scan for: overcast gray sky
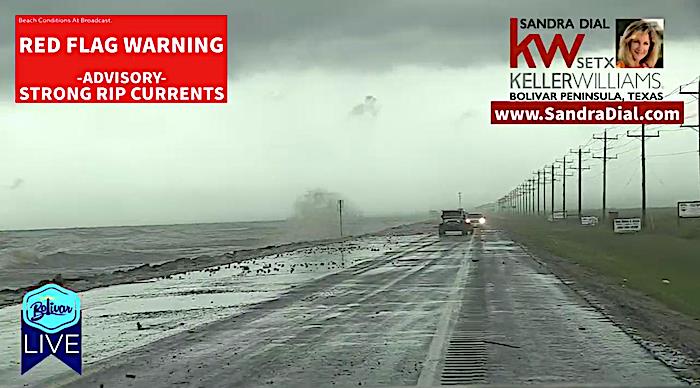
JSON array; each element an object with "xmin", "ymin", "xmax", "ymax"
[{"xmin": 1, "ymin": 0, "xmax": 700, "ymax": 229}]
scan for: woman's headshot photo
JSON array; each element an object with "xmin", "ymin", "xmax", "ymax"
[{"xmin": 615, "ymin": 19, "xmax": 664, "ymax": 68}]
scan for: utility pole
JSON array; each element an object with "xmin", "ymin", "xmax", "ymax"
[
  {"xmin": 524, "ymin": 180, "xmax": 530, "ymax": 214},
  {"xmin": 338, "ymin": 199, "xmax": 344, "ymax": 237},
  {"xmin": 530, "ymin": 178, "xmax": 536, "ymax": 214},
  {"xmin": 536, "ymin": 171, "xmax": 541, "ymax": 215},
  {"xmin": 506, "ymin": 190, "xmax": 513, "ymax": 213},
  {"xmin": 550, "ymin": 164, "xmax": 555, "ymax": 217},
  {"xmin": 517, "ymin": 185, "xmax": 522, "ymax": 214},
  {"xmin": 542, "ymin": 166, "xmax": 552, "ymax": 216},
  {"xmin": 680, "ymin": 77, "xmax": 700, "ymax": 196},
  {"xmin": 570, "ymin": 147, "xmax": 591, "ymax": 218},
  {"xmin": 524, "ymin": 182, "xmax": 529, "ymax": 214},
  {"xmin": 593, "ymin": 129, "xmax": 619, "ymax": 220},
  {"xmin": 555, "ymin": 157, "xmax": 575, "ymax": 217},
  {"xmin": 627, "ymin": 124, "xmax": 660, "ymax": 224},
  {"xmin": 519, "ymin": 185, "xmax": 525, "ymax": 214},
  {"xmin": 458, "ymin": 192, "xmax": 462, "ymax": 209}
]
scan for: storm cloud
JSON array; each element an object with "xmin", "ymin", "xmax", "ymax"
[
  {"xmin": 1, "ymin": 0, "xmax": 699, "ymax": 90},
  {"xmin": 1, "ymin": 0, "xmax": 699, "ymax": 229}
]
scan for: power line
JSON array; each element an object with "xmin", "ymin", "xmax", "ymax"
[
  {"xmin": 496, "ymin": 75, "xmax": 700, "ymax": 215},
  {"xmin": 597, "ymin": 76, "xmax": 699, "ymax": 136},
  {"xmin": 648, "ymin": 150, "xmax": 698, "ymax": 158},
  {"xmin": 570, "ymin": 147, "xmax": 591, "ymax": 217},
  {"xmin": 657, "ymin": 127, "xmax": 696, "ymax": 133},
  {"xmin": 534, "ymin": 171, "xmax": 542, "ymax": 215},
  {"xmin": 615, "ymin": 142, "xmax": 640, "ymax": 155},
  {"xmin": 592, "ymin": 129, "xmax": 618, "ymax": 219},
  {"xmin": 555, "ymin": 156, "xmax": 575, "ymax": 216},
  {"xmin": 648, "ymin": 169, "xmax": 666, "ymax": 187},
  {"xmin": 623, "ymin": 163, "xmax": 640, "ymax": 188},
  {"xmin": 679, "ymin": 76, "xmax": 700, "ymax": 196},
  {"xmin": 627, "ymin": 124, "xmax": 660, "ymax": 224},
  {"xmin": 606, "ymin": 157, "xmax": 639, "ymax": 173},
  {"xmin": 611, "ymin": 138, "xmax": 636, "ymax": 150}
]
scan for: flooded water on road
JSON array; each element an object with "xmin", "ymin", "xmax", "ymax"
[{"xmin": 0, "ymin": 235, "xmax": 421, "ymax": 387}]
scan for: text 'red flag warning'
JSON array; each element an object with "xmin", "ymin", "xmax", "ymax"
[{"xmin": 15, "ymin": 15, "xmax": 228, "ymax": 103}]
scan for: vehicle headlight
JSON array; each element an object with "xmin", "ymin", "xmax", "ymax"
[
  {"xmin": 465, "ymin": 218, "xmax": 471, "ymax": 223},
  {"xmin": 479, "ymin": 217, "xmax": 486, "ymax": 224}
]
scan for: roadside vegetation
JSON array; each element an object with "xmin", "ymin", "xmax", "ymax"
[{"xmin": 493, "ymin": 207, "xmax": 700, "ymax": 318}]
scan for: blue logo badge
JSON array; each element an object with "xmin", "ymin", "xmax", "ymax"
[{"xmin": 21, "ymin": 283, "xmax": 82, "ymax": 374}]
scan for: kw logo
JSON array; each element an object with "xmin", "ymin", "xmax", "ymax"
[{"xmin": 510, "ymin": 17, "xmax": 585, "ymax": 68}]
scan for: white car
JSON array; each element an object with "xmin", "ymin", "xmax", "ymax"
[{"xmin": 466, "ymin": 213, "xmax": 487, "ymax": 227}]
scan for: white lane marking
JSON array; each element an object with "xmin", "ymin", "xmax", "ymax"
[
  {"xmin": 416, "ymin": 234, "xmax": 474, "ymax": 386},
  {"xmin": 352, "ymin": 248, "xmax": 443, "ymax": 306}
]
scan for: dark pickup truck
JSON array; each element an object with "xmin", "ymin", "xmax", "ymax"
[{"xmin": 438, "ymin": 209, "xmax": 473, "ymax": 236}]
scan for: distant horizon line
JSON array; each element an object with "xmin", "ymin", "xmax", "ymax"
[
  {"xmin": 0, "ymin": 211, "xmax": 429, "ymax": 233},
  {"xmin": 2, "ymin": 206, "xmax": 689, "ymax": 232}
]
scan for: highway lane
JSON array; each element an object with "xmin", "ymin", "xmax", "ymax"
[{"xmin": 50, "ymin": 228, "xmax": 680, "ymax": 387}]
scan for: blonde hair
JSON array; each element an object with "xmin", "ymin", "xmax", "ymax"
[{"xmin": 617, "ymin": 20, "xmax": 662, "ymax": 67}]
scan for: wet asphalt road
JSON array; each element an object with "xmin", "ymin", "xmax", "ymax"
[{"xmin": 50, "ymin": 228, "xmax": 681, "ymax": 387}]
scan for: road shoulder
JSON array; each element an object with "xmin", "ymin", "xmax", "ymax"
[{"xmin": 497, "ymin": 224, "xmax": 700, "ymax": 384}]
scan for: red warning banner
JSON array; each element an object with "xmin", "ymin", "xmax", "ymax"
[{"xmin": 15, "ymin": 15, "xmax": 228, "ymax": 103}]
